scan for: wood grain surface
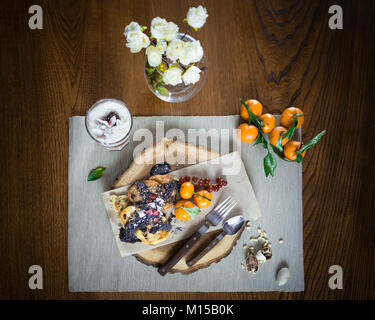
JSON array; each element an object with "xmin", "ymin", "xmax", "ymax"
[{"xmin": 1, "ymin": 0, "xmax": 374, "ymax": 299}]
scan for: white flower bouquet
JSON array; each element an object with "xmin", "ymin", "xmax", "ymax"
[{"xmin": 123, "ymin": 5, "xmax": 208, "ymax": 102}]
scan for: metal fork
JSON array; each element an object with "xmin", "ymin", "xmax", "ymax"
[{"xmin": 158, "ymin": 196, "xmax": 237, "ymax": 276}]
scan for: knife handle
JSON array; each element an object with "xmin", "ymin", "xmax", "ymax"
[
  {"xmin": 158, "ymin": 223, "xmax": 209, "ymax": 276},
  {"xmin": 187, "ymin": 232, "xmax": 225, "ymax": 267}
]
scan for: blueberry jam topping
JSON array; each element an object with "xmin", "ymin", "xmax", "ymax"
[
  {"xmin": 163, "ymin": 180, "xmax": 180, "ymax": 201},
  {"xmin": 118, "ymin": 196, "xmax": 172, "ymax": 243},
  {"xmin": 119, "ymin": 224, "xmax": 139, "ymax": 243},
  {"xmin": 150, "ymin": 162, "xmax": 172, "ymax": 176}
]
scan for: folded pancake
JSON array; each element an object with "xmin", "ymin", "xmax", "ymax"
[
  {"xmin": 135, "ymin": 216, "xmax": 172, "ymax": 245},
  {"xmin": 117, "ymin": 167, "xmax": 180, "ymax": 245},
  {"xmin": 128, "ymin": 179, "xmax": 165, "ymax": 204},
  {"xmin": 109, "ymin": 195, "xmax": 129, "ymax": 213}
]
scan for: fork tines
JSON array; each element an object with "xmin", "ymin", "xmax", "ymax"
[{"xmin": 215, "ymin": 196, "xmax": 237, "ymax": 219}]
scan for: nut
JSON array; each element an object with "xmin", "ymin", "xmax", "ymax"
[
  {"xmin": 261, "ymin": 242, "xmax": 272, "ymax": 260},
  {"xmin": 245, "ymin": 252, "xmax": 258, "ymax": 274}
]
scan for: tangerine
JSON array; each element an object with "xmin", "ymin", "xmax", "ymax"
[
  {"xmin": 237, "ymin": 123, "xmax": 259, "ymax": 143},
  {"xmin": 269, "ymin": 126, "xmax": 289, "ymax": 146},
  {"xmin": 283, "ymin": 141, "xmax": 306, "ymax": 161},
  {"xmin": 240, "ymin": 99, "xmax": 263, "ymax": 120},
  {"xmin": 174, "ymin": 200, "xmax": 194, "ymax": 221},
  {"xmin": 280, "ymin": 107, "xmax": 304, "ymax": 128},
  {"xmin": 259, "ymin": 113, "xmax": 276, "ymax": 133}
]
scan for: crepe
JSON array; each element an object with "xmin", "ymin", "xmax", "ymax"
[{"xmin": 112, "ymin": 138, "xmax": 220, "ymax": 189}]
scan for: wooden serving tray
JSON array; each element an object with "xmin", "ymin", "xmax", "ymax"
[{"xmin": 112, "ymin": 138, "xmax": 246, "ymax": 274}]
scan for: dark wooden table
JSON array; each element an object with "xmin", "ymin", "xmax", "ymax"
[{"xmin": 1, "ymin": 0, "xmax": 374, "ymax": 299}]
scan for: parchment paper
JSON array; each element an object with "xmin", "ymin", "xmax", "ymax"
[
  {"xmin": 68, "ymin": 116, "xmax": 304, "ymax": 292},
  {"xmin": 102, "ymin": 152, "xmax": 261, "ymax": 257}
]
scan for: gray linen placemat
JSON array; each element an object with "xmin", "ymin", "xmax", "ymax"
[{"xmin": 68, "ymin": 116, "xmax": 304, "ymax": 292}]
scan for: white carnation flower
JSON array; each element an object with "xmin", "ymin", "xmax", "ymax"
[
  {"xmin": 162, "ymin": 67, "xmax": 183, "ymax": 86},
  {"xmin": 124, "ymin": 21, "xmax": 141, "ymax": 37},
  {"xmin": 124, "ymin": 21, "xmax": 150, "ymax": 53},
  {"xmin": 151, "ymin": 17, "xmax": 179, "ymax": 41},
  {"xmin": 125, "ymin": 31, "xmax": 150, "ymax": 53},
  {"xmin": 166, "ymin": 39, "xmax": 185, "ymax": 62},
  {"xmin": 146, "ymin": 45, "xmax": 162, "ymax": 67},
  {"xmin": 156, "ymin": 39, "xmax": 167, "ymax": 55},
  {"xmin": 179, "ymin": 40, "xmax": 204, "ymax": 65},
  {"xmin": 182, "ymin": 66, "xmax": 201, "ymax": 85},
  {"xmin": 186, "ymin": 5, "xmax": 208, "ymax": 29}
]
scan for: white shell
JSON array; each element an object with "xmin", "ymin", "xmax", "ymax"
[
  {"xmin": 255, "ymin": 250, "xmax": 266, "ymax": 263},
  {"xmin": 276, "ymin": 267, "xmax": 290, "ymax": 286}
]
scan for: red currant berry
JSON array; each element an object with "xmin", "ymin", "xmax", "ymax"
[
  {"xmin": 185, "ymin": 176, "xmax": 191, "ymax": 181},
  {"xmin": 192, "ymin": 176, "xmax": 198, "ymax": 182}
]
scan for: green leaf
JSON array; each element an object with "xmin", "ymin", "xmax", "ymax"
[
  {"xmin": 88, "ymin": 167, "xmax": 106, "ymax": 181},
  {"xmin": 145, "ymin": 66, "xmax": 156, "ymax": 77},
  {"xmin": 184, "ymin": 206, "xmax": 201, "ymax": 219},
  {"xmin": 282, "ymin": 113, "xmax": 303, "ymax": 141},
  {"xmin": 296, "ymin": 130, "xmax": 326, "ymax": 154},
  {"xmin": 271, "ymin": 145, "xmax": 288, "ymax": 161},
  {"xmin": 140, "ymin": 25, "xmax": 147, "ymax": 32},
  {"xmin": 157, "ymin": 85, "xmax": 169, "ymax": 96},
  {"xmin": 264, "ymin": 151, "xmax": 277, "ymax": 177},
  {"xmin": 274, "ymin": 131, "xmax": 286, "ymax": 154},
  {"xmin": 296, "ymin": 154, "xmax": 303, "ymax": 163},
  {"xmin": 254, "ymin": 132, "xmax": 267, "ymax": 149}
]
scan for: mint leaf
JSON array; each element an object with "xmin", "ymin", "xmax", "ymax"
[
  {"xmin": 88, "ymin": 167, "xmax": 106, "ymax": 181},
  {"xmin": 264, "ymin": 151, "xmax": 277, "ymax": 177},
  {"xmin": 184, "ymin": 207, "xmax": 201, "ymax": 219},
  {"xmin": 297, "ymin": 130, "xmax": 326, "ymax": 154}
]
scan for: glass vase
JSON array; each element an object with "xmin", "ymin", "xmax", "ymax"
[{"xmin": 144, "ymin": 33, "xmax": 208, "ymax": 103}]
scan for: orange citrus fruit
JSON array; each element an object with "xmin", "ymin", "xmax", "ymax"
[
  {"xmin": 179, "ymin": 182, "xmax": 194, "ymax": 199},
  {"xmin": 280, "ymin": 107, "xmax": 304, "ymax": 128},
  {"xmin": 269, "ymin": 126, "xmax": 289, "ymax": 146},
  {"xmin": 237, "ymin": 123, "xmax": 259, "ymax": 143},
  {"xmin": 193, "ymin": 190, "xmax": 212, "ymax": 209},
  {"xmin": 174, "ymin": 200, "xmax": 194, "ymax": 221},
  {"xmin": 240, "ymin": 99, "xmax": 263, "ymax": 120},
  {"xmin": 283, "ymin": 141, "xmax": 306, "ymax": 161},
  {"xmin": 259, "ymin": 113, "xmax": 276, "ymax": 133}
]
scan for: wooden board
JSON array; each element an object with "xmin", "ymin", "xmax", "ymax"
[{"xmin": 113, "ymin": 138, "xmax": 245, "ymax": 274}]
